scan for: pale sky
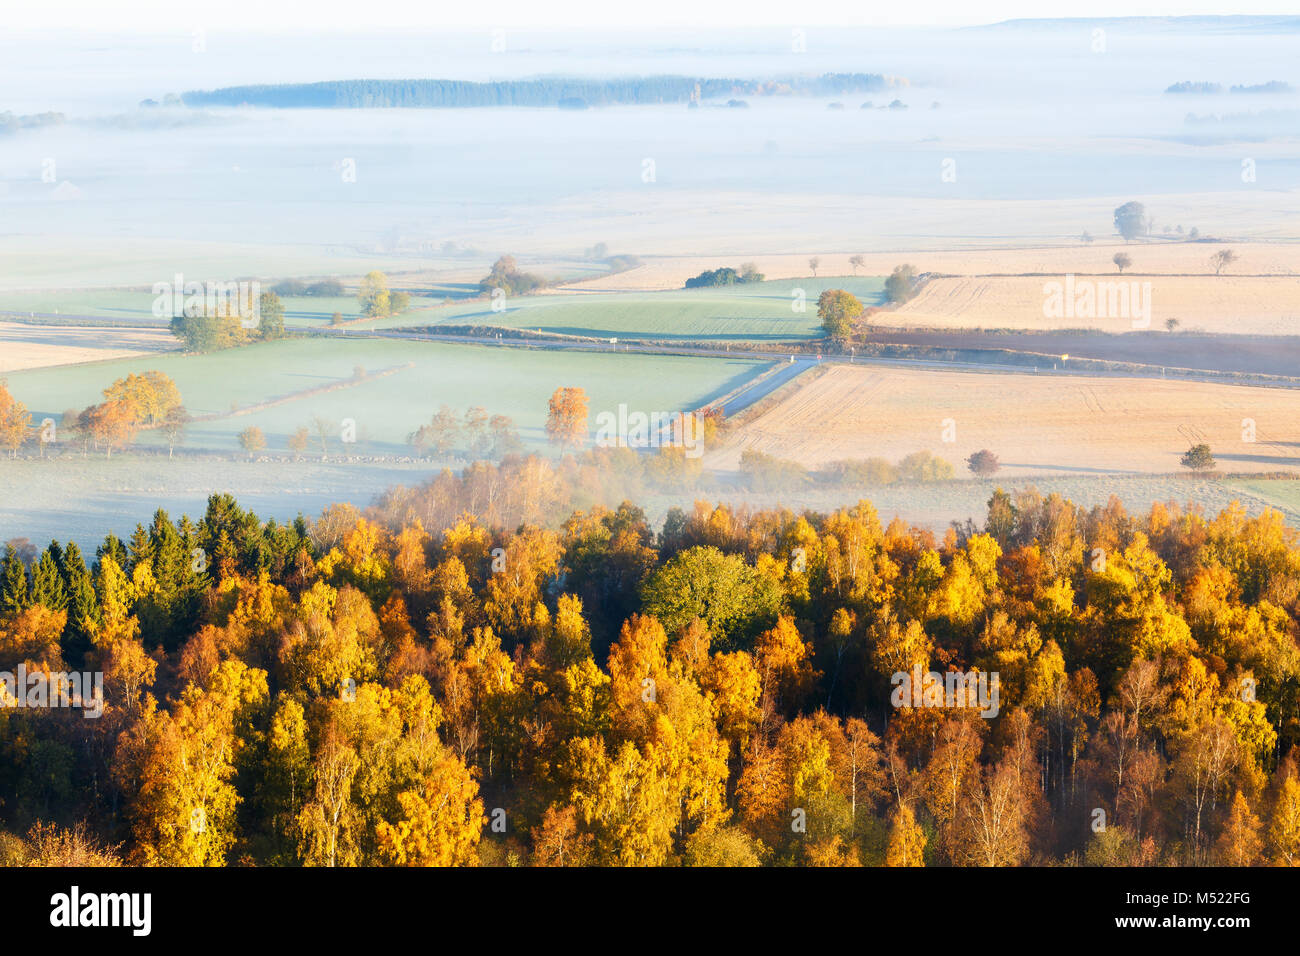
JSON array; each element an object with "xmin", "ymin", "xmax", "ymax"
[{"xmin": 6, "ymin": 0, "xmax": 1294, "ymax": 31}]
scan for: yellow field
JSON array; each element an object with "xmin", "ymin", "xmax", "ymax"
[
  {"xmin": 706, "ymin": 364, "xmax": 1300, "ymax": 477},
  {"xmin": 0, "ymin": 323, "xmax": 178, "ymax": 373},
  {"xmin": 895, "ymin": 274, "xmax": 1300, "ymax": 335}
]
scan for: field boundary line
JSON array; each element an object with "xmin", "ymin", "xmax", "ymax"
[{"xmin": 141, "ymin": 361, "xmax": 415, "ymax": 427}]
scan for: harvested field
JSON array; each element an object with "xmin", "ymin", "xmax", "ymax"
[
  {"xmin": 0, "ymin": 322, "xmax": 178, "ymax": 372},
  {"xmin": 895, "ymin": 274, "xmax": 1300, "ymax": 336},
  {"xmin": 570, "ymin": 241, "xmax": 1300, "ymax": 293},
  {"xmin": 707, "ymin": 364, "xmax": 1300, "ymax": 476},
  {"xmin": 861, "ymin": 330, "xmax": 1300, "ymax": 380}
]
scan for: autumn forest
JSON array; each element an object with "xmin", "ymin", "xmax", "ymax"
[{"xmin": 1, "ymin": 447, "xmax": 1298, "ymax": 868}]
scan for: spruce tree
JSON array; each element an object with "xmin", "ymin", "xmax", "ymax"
[
  {"xmin": 0, "ymin": 544, "xmax": 31, "ymax": 615},
  {"xmin": 60, "ymin": 542, "xmax": 101, "ymax": 663},
  {"xmin": 32, "ymin": 546, "xmax": 68, "ymax": 611}
]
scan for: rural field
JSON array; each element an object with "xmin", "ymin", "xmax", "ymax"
[
  {"xmin": 0, "ymin": 234, "xmax": 608, "ymax": 294},
  {"xmin": 895, "ymin": 274, "xmax": 1300, "ymax": 335},
  {"xmin": 560, "ymin": 240, "xmax": 1300, "ymax": 335},
  {"xmin": 0, "ymin": 321, "xmax": 178, "ymax": 372},
  {"xmin": 567, "ymin": 239, "xmax": 1300, "ymax": 293},
  {"xmin": 3, "ymin": 290, "xmax": 383, "ymax": 328},
  {"xmin": 0, "ymin": 455, "xmax": 438, "ymax": 549},
  {"xmin": 707, "ymin": 362, "xmax": 1300, "ymax": 475},
  {"xmin": 1228, "ymin": 476, "xmax": 1300, "ymax": 517},
  {"xmin": 358, "ymin": 277, "xmax": 887, "ymax": 339},
  {"xmin": 2, "ymin": 336, "xmax": 767, "ymax": 455}
]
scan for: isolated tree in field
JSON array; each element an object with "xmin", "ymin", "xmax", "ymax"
[
  {"xmin": 1165, "ymin": 318, "xmax": 1180, "ymax": 332},
  {"xmin": 81, "ymin": 400, "xmax": 137, "ymax": 458},
  {"xmin": 817, "ymin": 289, "xmax": 865, "ymax": 344},
  {"xmin": 161, "ymin": 405, "xmax": 190, "ymax": 459},
  {"xmin": 1113, "ymin": 201, "xmax": 1148, "ymax": 241},
  {"xmin": 808, "ymin": 257, "xmax": 820, "ymax": 277},
  {"xmin": 546, "ymin": 387, "xmax": 589, "ymax": 450},
  {"xmin": 1180, "ymin": 443, "xmax": 1216, "ymax": 472},
  {"xmin": 463, "ymin": 406, "xmax": 491, "ymax": 459},
  {"xmin": 1113, "ymin": 252, "xmax": 1131, "ymax": 275},
  {"xmin": 358, "ymin": 271, "xmax": 392, "ymax": 317},
  {"xmin": 966, "ymin": 449, "xmax": 1001, "ymax": 476},
  {"xmin": 884, "ymin": 264, "xmax": 919, "ymax": 304},
  {"xmin": 59, "ymin": 408, "xmax": 89, "ymax": 457},
  {"xmin": 287, "ymin": 426, "xmax": 310, "ymax": 460},
  {"xmin": 0, "ymin": 382, "xmax": 32, "ymax": 457},
  {"xmin": 1210, "ymin": 249, "xmax": 1238, "ymax": 275},
  {"xmin": 479, "ymin": 255, "xmax": 545, "ymax": 296},
  {"xmin": 849, "ymin": 254, "xmax": 865, "ymax": 275},
  {"xmin": 409, "ymin": 405, "xmax": 460, "ymax": 458},
  {"xmin": 239, "ymin": 426, "xmax": 267, "ymax": 458},
  {"xmin": 898, "ymin": 450, "xmax": 955, "ymax": 482},
  {"xmin": 312, "ymin": 415, "xmax": 334, "ymax": 459},
  {"xmin": 36, "ymin": 416, "xmax": 56, "ymax": 457},
  {"xmin": 489, "ymin": 414, "xmax": 523, "ymax": 459},
  {"xmin": 168, "ymin": 311, "xmax": 248, "ymax": 352},
  {"xmin": 103, "ymin": 370, "xmax": 182, "ymax": 425},
  {"xmin": 258, "ymin": 290, "xmax": 286, "ymax": 339}
]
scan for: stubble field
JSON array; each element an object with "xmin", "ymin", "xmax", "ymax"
[
  {"xmin": 707, "ymin": 363, "xmax": 1300, "ymax": 476},
  {"xmin": 0, "ymin": 322, "xmax": 179, "ymax": 372}
]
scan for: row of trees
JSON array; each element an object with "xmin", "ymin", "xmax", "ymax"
[
  {"xmin": 408, "ymin": 406, "xmax": 522, "ymax": 460},
  {"xmin": 817, "ymin": 265, "xmax": 917, "ymax": 344},
  {"xmin": 168, "ymin": 272, "xmax": 416, "ymax": 349},
  {"xmin": 743, "ymin": 448, "xmax": 963, "ymax": 491},
  {"xmin": 180, "ymin": 74, "xmax": 894, "ymax": 110},
  {"xmin": 2, "ymin": 473, "xmax": 1299, "ymax": 866},
  {"xmin": 1112, "ymin": 249, "xmax": 1237, "ymax": 275},
  {"xmin": 0, "ymin": 374, "xmax": 189, "ymax": 460}
]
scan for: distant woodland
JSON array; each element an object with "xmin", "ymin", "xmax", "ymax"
[{"xmin": 179, "ymin": 74, "xmax": 898, "ymax": 109}]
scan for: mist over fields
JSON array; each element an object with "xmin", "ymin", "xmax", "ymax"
[
  {"xmin": 2, "ymin": 16, "xmax": 1300, "ymax": 545},
  {"xmin": 2, "ymin": 20, "xmax": 1299, "ymax": 272}
]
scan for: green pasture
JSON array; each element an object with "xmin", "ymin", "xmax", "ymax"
[
  {"xmin": 358, "ymin": 276, "xmax": 888, "ymax": 340},
  {"xmin": 4, "ymin": 336, "xmax": 767, "ymax": 454}
]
